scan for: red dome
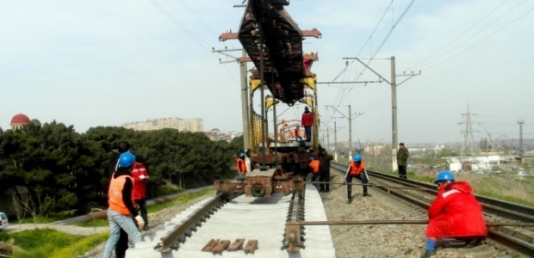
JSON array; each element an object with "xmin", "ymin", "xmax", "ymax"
[{"xmin": 10, "ymin": 113, "xmax": 30, "ymax": 125}]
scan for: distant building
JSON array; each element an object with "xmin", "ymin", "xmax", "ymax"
[
  {"xmin": 123, "ymin": 118, "xmax": 203, "ymax": 132},
  {"xmin": 10, "ymin": 113, "xmax": 30, "ymax": 130}
]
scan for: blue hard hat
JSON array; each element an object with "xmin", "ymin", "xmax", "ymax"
[
  {"xmin": 353, "ymin": 154, "xmax": 362, "ymax": 162},
  {"xmin": 308, "ymin": 156, "xmax": 314, "ymax": 161},
  {"xmin": 239, "ymin": 152, "xmax": 245, "ymax": 158},
  {"xmin": 118, "ymin": 152, "xmax": 136, "ymax": 167},
  {"xmin": 435, "ymin": 171, "xmax": 454, "ymax": 183}
]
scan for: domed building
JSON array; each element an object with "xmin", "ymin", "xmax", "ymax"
[{"xmin": 10, "ymin": 113, "xmax": 30, "ymax": 130}]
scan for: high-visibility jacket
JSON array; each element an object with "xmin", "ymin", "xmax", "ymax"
[
  {"xmin": 236, "ymin": 158, "xmax": 247, "ymax": 173},
  {"xmin": 108, "ymin": 174, "xmax": 135, "ymax": 215},
  {"xmin": 426, "ymin": 182, "xmax": 487, "ymax": 238},
  {"xmin": 349, "ymin": 161, "xmax": 366, "ymax": 176},
  {"xmin": 131, "ymin": 162, "xmax": 149, "ymax": 200},
  {"xmin": 309, "ymin": 160, "xmax": 320, "ymax": 174}
]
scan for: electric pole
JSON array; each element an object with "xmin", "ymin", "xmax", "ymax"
[
  {"xmin": 343, "ymin": 56, "xmax": 420, "ymax": 171},
  {"xmin": 325, "ymin": 105, "xmax": 363, "ymax": 159},
  {"xmin": 213, "ymin": 47, "xmax": 250, "ymax": 151},
  {"xmin": 518, "ymin": 120, "xmax": 525, "ymax": 162}
]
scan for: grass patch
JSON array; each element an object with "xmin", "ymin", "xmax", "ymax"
[
  {"xmin": 69, "ymin": 219, "xmax": 109, "ymax": 228},
  {"xmin": 12, "ymin": 215, "xmax": 70, "ymax": 224},
  {"xmin": 148, "ymin": 189, "xmax": 215, "ymax": 213},
  {"xmin": 4, "ymin": 228, "xmax": 108, "ymax": 258}
]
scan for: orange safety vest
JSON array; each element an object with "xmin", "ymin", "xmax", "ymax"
[
  {"xmin": 349, "ymin": 161, "xmax": 366, "ymax": 177},
  {"xmin": 309, "ymin": 160, "xmax": 320, "ymax": 174},
  {"xmin": 108, "ymin": 174, "xmax": 135, "ymax": 215},
  {"xmin": 236, "ymin": 158, "xmax": 247, "ymax": 173}
]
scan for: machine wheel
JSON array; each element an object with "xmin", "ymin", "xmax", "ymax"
[{"xmin": 251, "ymin": 183, "xmax": 266, "ymax": 197}]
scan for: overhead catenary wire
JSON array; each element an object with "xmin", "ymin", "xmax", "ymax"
[
  {"xmin": 178, "ymin": 0, "xmax": 218, "ymax": 37},
  {"xmin": 337, "ymin": 0, "xmax": 416, "ymax": 107},
  {"xmin": 410, "ymin": 0, "xmax": 513, "ymax": 71},
  {"xmin": 423, "ymin": 4, "xmax": 534, "ymax": 70},
  {"xmin": 149, "ymin": 0, "xmax": 212, "ymax": 51}
]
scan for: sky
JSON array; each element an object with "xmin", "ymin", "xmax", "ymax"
[{"xmin": 1, "ymin": 0, "xmax": 533, "ymax": 146}]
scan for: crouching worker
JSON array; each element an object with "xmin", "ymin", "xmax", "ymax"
[
  {"xmin": 421, "ymin": 171, "xmax": 487, "ymax": 258},
  {"xmin": 103, "ymin": 152, "xmax": 145, "ymax": 258},
  {"xmin": 345, "ymin": 154, "xmax": 370, "ymax": 204}
]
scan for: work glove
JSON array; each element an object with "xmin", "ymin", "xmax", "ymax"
[
  {"xmin": 139, "ymin": 175, "xmax": 148, "ymax": 180},
  {"xmin": 342, "ymin": 180, "xmax": 348, "ymax": 185},
  {"xmin": 135, "ymin": 215, "xmax": 145, "ymax": 230}
]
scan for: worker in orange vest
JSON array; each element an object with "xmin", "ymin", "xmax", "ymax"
[
  {"xmin": 308, "ymin": 156, "xmax": 320, "ymax": 186},
  {"xmin": 236, "ymin": 152, "xmax": 247, "ymax": 177},
  {"xmin": 103, "ymin": 152, "xmax": 144, "ymax": 258},
  {"xmin": 344, "ymin": 154, "xmax": 371, "ymax": 204}
]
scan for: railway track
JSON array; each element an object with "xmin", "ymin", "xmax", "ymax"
[
  {"xmin": 331, "ymin": 162, "xmax": 534, "ymax": 257},
  {"xmin": 125, "ymin": 183, "xmax": 335, "ymax": 258}
]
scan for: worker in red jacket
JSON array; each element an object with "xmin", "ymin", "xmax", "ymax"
[
  {"xmin": 301, "ymin": 106, "xmax": 314, "ymax": 142},
  {"xmin": 131, "ymin": 155, "xmax": 150, "ymax": 230},
  {"xmin": 421, "ymin": 171, "xmax": 487, "ymax": 258}
]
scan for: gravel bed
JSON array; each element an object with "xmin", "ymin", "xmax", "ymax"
[
  {"xmin": 319, "ymin": 174, "xmax": 427, "ymax": 258},
  {"xmin": 76, "ymin": 193, "xmax": 214, "ymax": 258}
]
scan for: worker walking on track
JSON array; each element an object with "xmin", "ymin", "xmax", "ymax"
[
  {"xmin": 344, "ymin": 154, "xmax": 370, "ymax": 204},
  {"xmin": 236, "ymin": 152, "xmax": 248, "ymax": 177},
  {"xmin": 420, "ymin": 171, "xmax": 487, "ymax": 258},
  {"xmin": 318, "ymin": 148, "xmax": 333, "ymax": 192},
  {"xmin": 103, "ymin": 152, "xmax": 144, "ymax": 258}
]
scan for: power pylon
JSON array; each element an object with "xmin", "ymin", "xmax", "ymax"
[{"xmin": 459, "ymin": 104, "xmax": 478, "ymax": 157}]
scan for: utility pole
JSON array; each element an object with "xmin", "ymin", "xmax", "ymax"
[
  {"xmin": 518, "ymin": 120, "xmax": 525, "ymax": 162},
  {"xmin": 213, "ymin": 48, "xmax": 250, "ymax": 151},
  {"xmin": 344, "ymin": 56, "xmax": 420, "ymax": 171},
  {"xmin": 325, "ymin": 105, "xmax": 363, "ymax": 159}
]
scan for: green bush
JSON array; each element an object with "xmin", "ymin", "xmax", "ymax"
[{"xmin": 8, "ymin": 228, "xmax": 107, "ymax": 258}]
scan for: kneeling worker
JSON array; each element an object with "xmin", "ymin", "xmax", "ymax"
[
  {"xmin": 421, "ymin": 171, "xmax": 487, "ymax": 258},
  {"xmin": 345, "ymin": 154, "xmax": 370, "ymax": 204}
]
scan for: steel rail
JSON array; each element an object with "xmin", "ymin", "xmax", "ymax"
[{"xmin": 155, "ymin": 193, "xmax": 226, "ymax": 253}]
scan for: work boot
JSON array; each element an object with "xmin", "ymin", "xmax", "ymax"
[
  {"xmin": 420, "ymin": 250, "xmax": 436, "ymax": 258},
  {"xmin": 363, "ymin": 192, "xmax": 371, "ymax": 197},
  {"xmin": 347, "ymin": 197, "xmax": 353, "ymax": 204}
]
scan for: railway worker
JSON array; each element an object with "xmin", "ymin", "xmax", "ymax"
[
  {"xmin": 295, "ymin": 125, "xmax": 302, "ymax": 142},
  {"xmin": 104, "ymin": 141, "xmax": 134, "ymax": 258},
  {"xmin": 318, "ymin": 148, "xmax": 333, "ymax": 192},
  {"xmin": 301, "ymin": 106, "xmax": 314, "ymax": 142},
  {"xmin": 421, "ymin": 171, "xmax": 487, "ymax": 258},
  {"xmin": 344, "ymin": 154, "xmax": 370, "ymax": 204},
  {"xmin": 103, "ymin": 152, "xmax": 144, "ymax": 258},
  {"xmin": 132, "ymin": 155, "xmax": 150, "ymax": 231},
  {"xmin": 236, "ymin": 152, "xmax": 248, "ymax": 177},
  {"xmin": 308, "ymin": 156, "xmax": 320, "ymax": 183},
  {"xmin": 397, "ymin": 142, "xmax": 409, "ymax": 179}
]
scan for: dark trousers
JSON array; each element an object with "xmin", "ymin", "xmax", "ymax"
[
  {"xmin": 398, "ymin": 165, "xmax": 407, "ymax": 179},
  {"xmin": 346, "ymin": 173, "xmax": 369, "ymax": 199},
  {"xmin": 319, "ymin": 169, "xmax": 330, "ymax": 191},
  {"xmin": 304, "ymin": 127, "xmax": 312, "ymax": 142},
  {"xmin": 311, "ymin": 173, "xmax": 320, "ymax": 183},
  {"xmin": 136, "ymin": 198, "xmax": 148, "ymax": 228}
]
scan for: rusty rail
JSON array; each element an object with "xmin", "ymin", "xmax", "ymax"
[{"xmin": 155, "ymin": 194, "xmax": 226, "ymax": 252}]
